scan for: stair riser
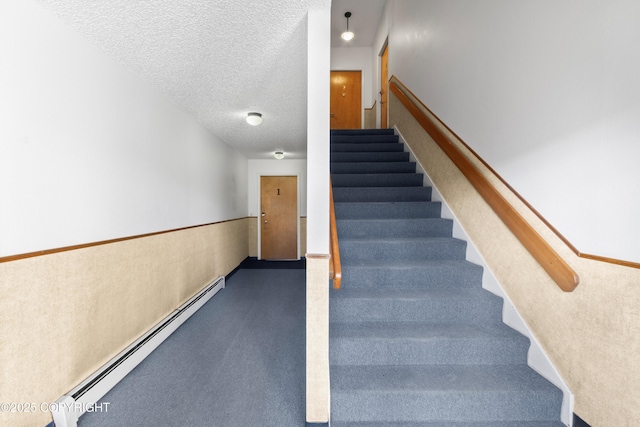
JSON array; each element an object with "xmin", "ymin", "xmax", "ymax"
[
  {"xmin": 330, "ymin": 337, "xmax": 529, "ymax": 366},
  {"xmin": 335, "ymin": 202, "xmax": 442, "ymax": 219},
  {"xmin": 340, "ymin": 239, "xmax": 467, "ymax": 262},
  {"xmin": 333, "ymin": 187, "xmax": 432, "ymax": 203},
  {"xmin": 331, "ymin": 152, "xmax": 410, "ymax": 163},
  {"xmin": 332, "ymin": 134, "xmax": 399, "ymax": 144},
  {"xmin": 331, "ymin": 143, "xmax": 404, "ymax": 153},
  {"xmin": 337, "ymin": 219, "xmax": 452, "ymax": 238},
  {"xmin": 333, "ymin": 173, "xmax": 424, "ymax": 188},
  {"xmin": 331, "ymin": 391, "xmax": 562, "ymax": 422},
  {"xmin": 331, "ymin": 129, "xmax": 395, "ymax": 136},
  {"xmin": 330, "ymin": 298, "xmax": 503, "ymax": 323},
  {"xmin": 340, "ymin": 265, "xmax": 483, "ymax": 289},
  {"xmin": 331, "ymin": 162, "xmax": 416, "ymax": 174}
]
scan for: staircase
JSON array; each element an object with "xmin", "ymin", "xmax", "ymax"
[{"xmin": 329, "ymin": 128, "xmax": 565, "ymax": 426}]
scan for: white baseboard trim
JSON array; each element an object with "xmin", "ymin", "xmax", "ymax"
[{"xmin": 51, "ymin": 276, "xmax": 225, "ymax": 427}]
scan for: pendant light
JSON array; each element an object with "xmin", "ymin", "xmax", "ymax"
[{"xmin": 341, "ymin": 12, "xmax": 354, "ymax": 41}]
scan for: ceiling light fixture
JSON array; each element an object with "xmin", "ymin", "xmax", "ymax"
[
  {"xmin": 246, "ymin": 112, "xmax": 263, "ymax": 126},
  {"xmin": 274, "ymin": 151, "xmax": 285, "ymax": 160},
  {"xmin": 341, "ymin": 12, "xmax": 354, "ymax": 41}
]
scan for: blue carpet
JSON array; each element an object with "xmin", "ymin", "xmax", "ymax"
[
  {"xmin": 78, "ymin": 269, "xmax": 305, "ymax": 427},
  {"xmin": 329, "ymin": 129, "xmax": 564, "ymax": 426}
]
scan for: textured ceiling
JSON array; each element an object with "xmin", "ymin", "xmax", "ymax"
[{"xmin": 36, "ymin": 0, "xmax": 383, "ymax": 159}]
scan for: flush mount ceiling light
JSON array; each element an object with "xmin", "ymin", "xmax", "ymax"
[
  {"xmin": 246, "ymin": 112, "xmax": 263, "ymax": 126},
  {"xmin": 341, "ymin": 12, "xmax": 354, "ymax": 41},
  {"xmin": 274, "ymin": 151, "xmax": 285, "ymax": 160}
]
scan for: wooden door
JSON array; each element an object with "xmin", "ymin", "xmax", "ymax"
[
  {"xmin": 260, "ymin": 176, "xmax": 298, "ymax": 260},
  {"xmin": 330, "ymin": 71, "xmax": 362, "ymax": 129},
  {"xmin": 380, "ymin": 44, "xmax": 389, "ymax": 128}
]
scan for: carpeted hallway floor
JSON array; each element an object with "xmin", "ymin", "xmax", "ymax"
[{"xmin": 78, "ymin": 265, "xmax": 306, "ymax": 427}]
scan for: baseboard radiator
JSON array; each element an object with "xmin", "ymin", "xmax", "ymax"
[{"xmin": 51, "ymin": 276, "xmax": 225, "ymax": 427}]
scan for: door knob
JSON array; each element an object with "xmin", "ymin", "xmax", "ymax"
[{"xmin": 261, "ymin": 212, "xmax": 266, "ymax": 217}]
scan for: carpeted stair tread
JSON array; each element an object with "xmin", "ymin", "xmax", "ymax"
[
  {"xmin": 339, "ymin": 259, "xmax": 484, "ymax": 289},
  {"xmin": 331, "ymin": 364, "xmax": 560, "ymax": 391},
  {"xmin": 331, "ymin": 321, "xmax": 527, "ymax": 341},
  {"xmin": 330, "ymin": 321, "xmax": 530, "ymax": 365},
  {"xmin": 330, "ymin": 288, "xmax": 504, "ymax": 324},
  {"xmin": 334, "ymin": 201, "xmax": 442, "ymax": 219},
  {"xmin": 333, "ymin": 186, "xmax": 432, "ymax": 203},
  {"xmin": 331, "ymin": 152, "xmax": 410, "ymax": 163},
  {"xmin": 330, "ymin": 422, "xmax": 566, "ymax": 427},
  {"xmin": 331, "ymin": 142, "xmax": 404, "ymax": 153},
  {"xmin": 331, "ymin": 161, "xmax": 417, "ymax": 174},
  {"xmin": 339, "ymin": 237, "xmax": 467, "ymax": 262},
  {"xmin": 332, "ymin": 173, "xmax": 424, "ymax": 187},
  {"xmin": 332, "ymin": 287, "xmax": 496, "ymax": 299},
  {"xmin": 337, "ymin": 218, "xmax": 452, "ymax": 238},
  {"xmin": 331, "ymin": 365, "xmax": 562, "ymax": 422}
]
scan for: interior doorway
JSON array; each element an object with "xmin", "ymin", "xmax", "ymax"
[
  {"xmin": 259, "ymin": 176, "xmax": 298, "ymax": 260},
  {"xmin": 330, "ymin": 70, "xmax": 362, "ymax": 129}
]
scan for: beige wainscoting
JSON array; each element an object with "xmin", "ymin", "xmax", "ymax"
[
  {"xmin": 0, "ymin": 218, "xmax": 249, "ymax": 427},
  {"xmin": 390, "ymin": 91, "xmax": 640, "ymax": 426},
  {"xmin": 364, "ymin": 101, "xmax": 377, "ymax": 129},
  {"xmin": 305, "ymin": 254, "xmax": 330, "ymax": 424},
  {"xmin": 248, "ymin": 216, "xmax": 307, "ymax": 259}
]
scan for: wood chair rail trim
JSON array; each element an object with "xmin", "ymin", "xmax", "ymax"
[{"xmin": 0, "ymin": 217, "xmax": 250, "ymax": 264}]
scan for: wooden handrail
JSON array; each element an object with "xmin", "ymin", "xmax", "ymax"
[
  {"xmin": 390, "ymin": 78, "xmax": 580, "ymax": 292},
  {"xmin": 329, "ymin": 179, "xmax": 342, "ymax": 289},
  {"xmin": 0, "ymin": 218, "xmax": 248, "ymax": 264}
]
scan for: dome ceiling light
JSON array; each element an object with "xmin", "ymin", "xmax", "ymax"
[{"xmin": 246, "ymin": 112, "xmax": 263, "ymax": 126}]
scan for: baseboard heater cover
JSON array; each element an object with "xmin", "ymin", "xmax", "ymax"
[{"xmin": 51, "ymin": 276, "xmax": 225, "ymax": 427}]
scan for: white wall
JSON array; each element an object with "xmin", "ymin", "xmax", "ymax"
[
  {"xmin": 331, "ymin": 46, "xmax": 375, "ymax": 119},
  {"xmin": 247, "ymin": 159, "xmax": 307, "ymax": 217},
  {"xmin": 0, "ymin": 0, "xmax": 248, "ymax": 258},
  {"xmin": 306, "ymin": 9, "xmax": 331, "ymax": 255},
  {"xmin": 383, "ymin": 0, "xmax": 640, "ymax": 263}
]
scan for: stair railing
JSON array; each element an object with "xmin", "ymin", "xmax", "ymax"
[
  {"xmin": 329, "ymin": 178, "xmax": 342, "ymax": 289},
  {"xmin": 389, "ymin": 77, "xmax": 580, "ymax": 292}
]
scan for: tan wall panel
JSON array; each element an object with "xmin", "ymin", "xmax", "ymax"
[
  {"xmin": 305, "ymin": 255, "xmax": 330, "ymax": 423},
  {"xmin": 248, "ymin": 217, "xmax": 258, "ymax": 257},
  {"xmin": 390, "ymin": 92, "xmax": 640, "ymax": 426},
  {"xmin": 0, "ymin": 218, "xmax": 249, "ymax": 427},
  {"xmin": 300, "ymin": 217, "xmax": 307, "ymax": 257},
  {"xmin": 364, "ymin": 103, "xmax": 377, "ymax": 129}
]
